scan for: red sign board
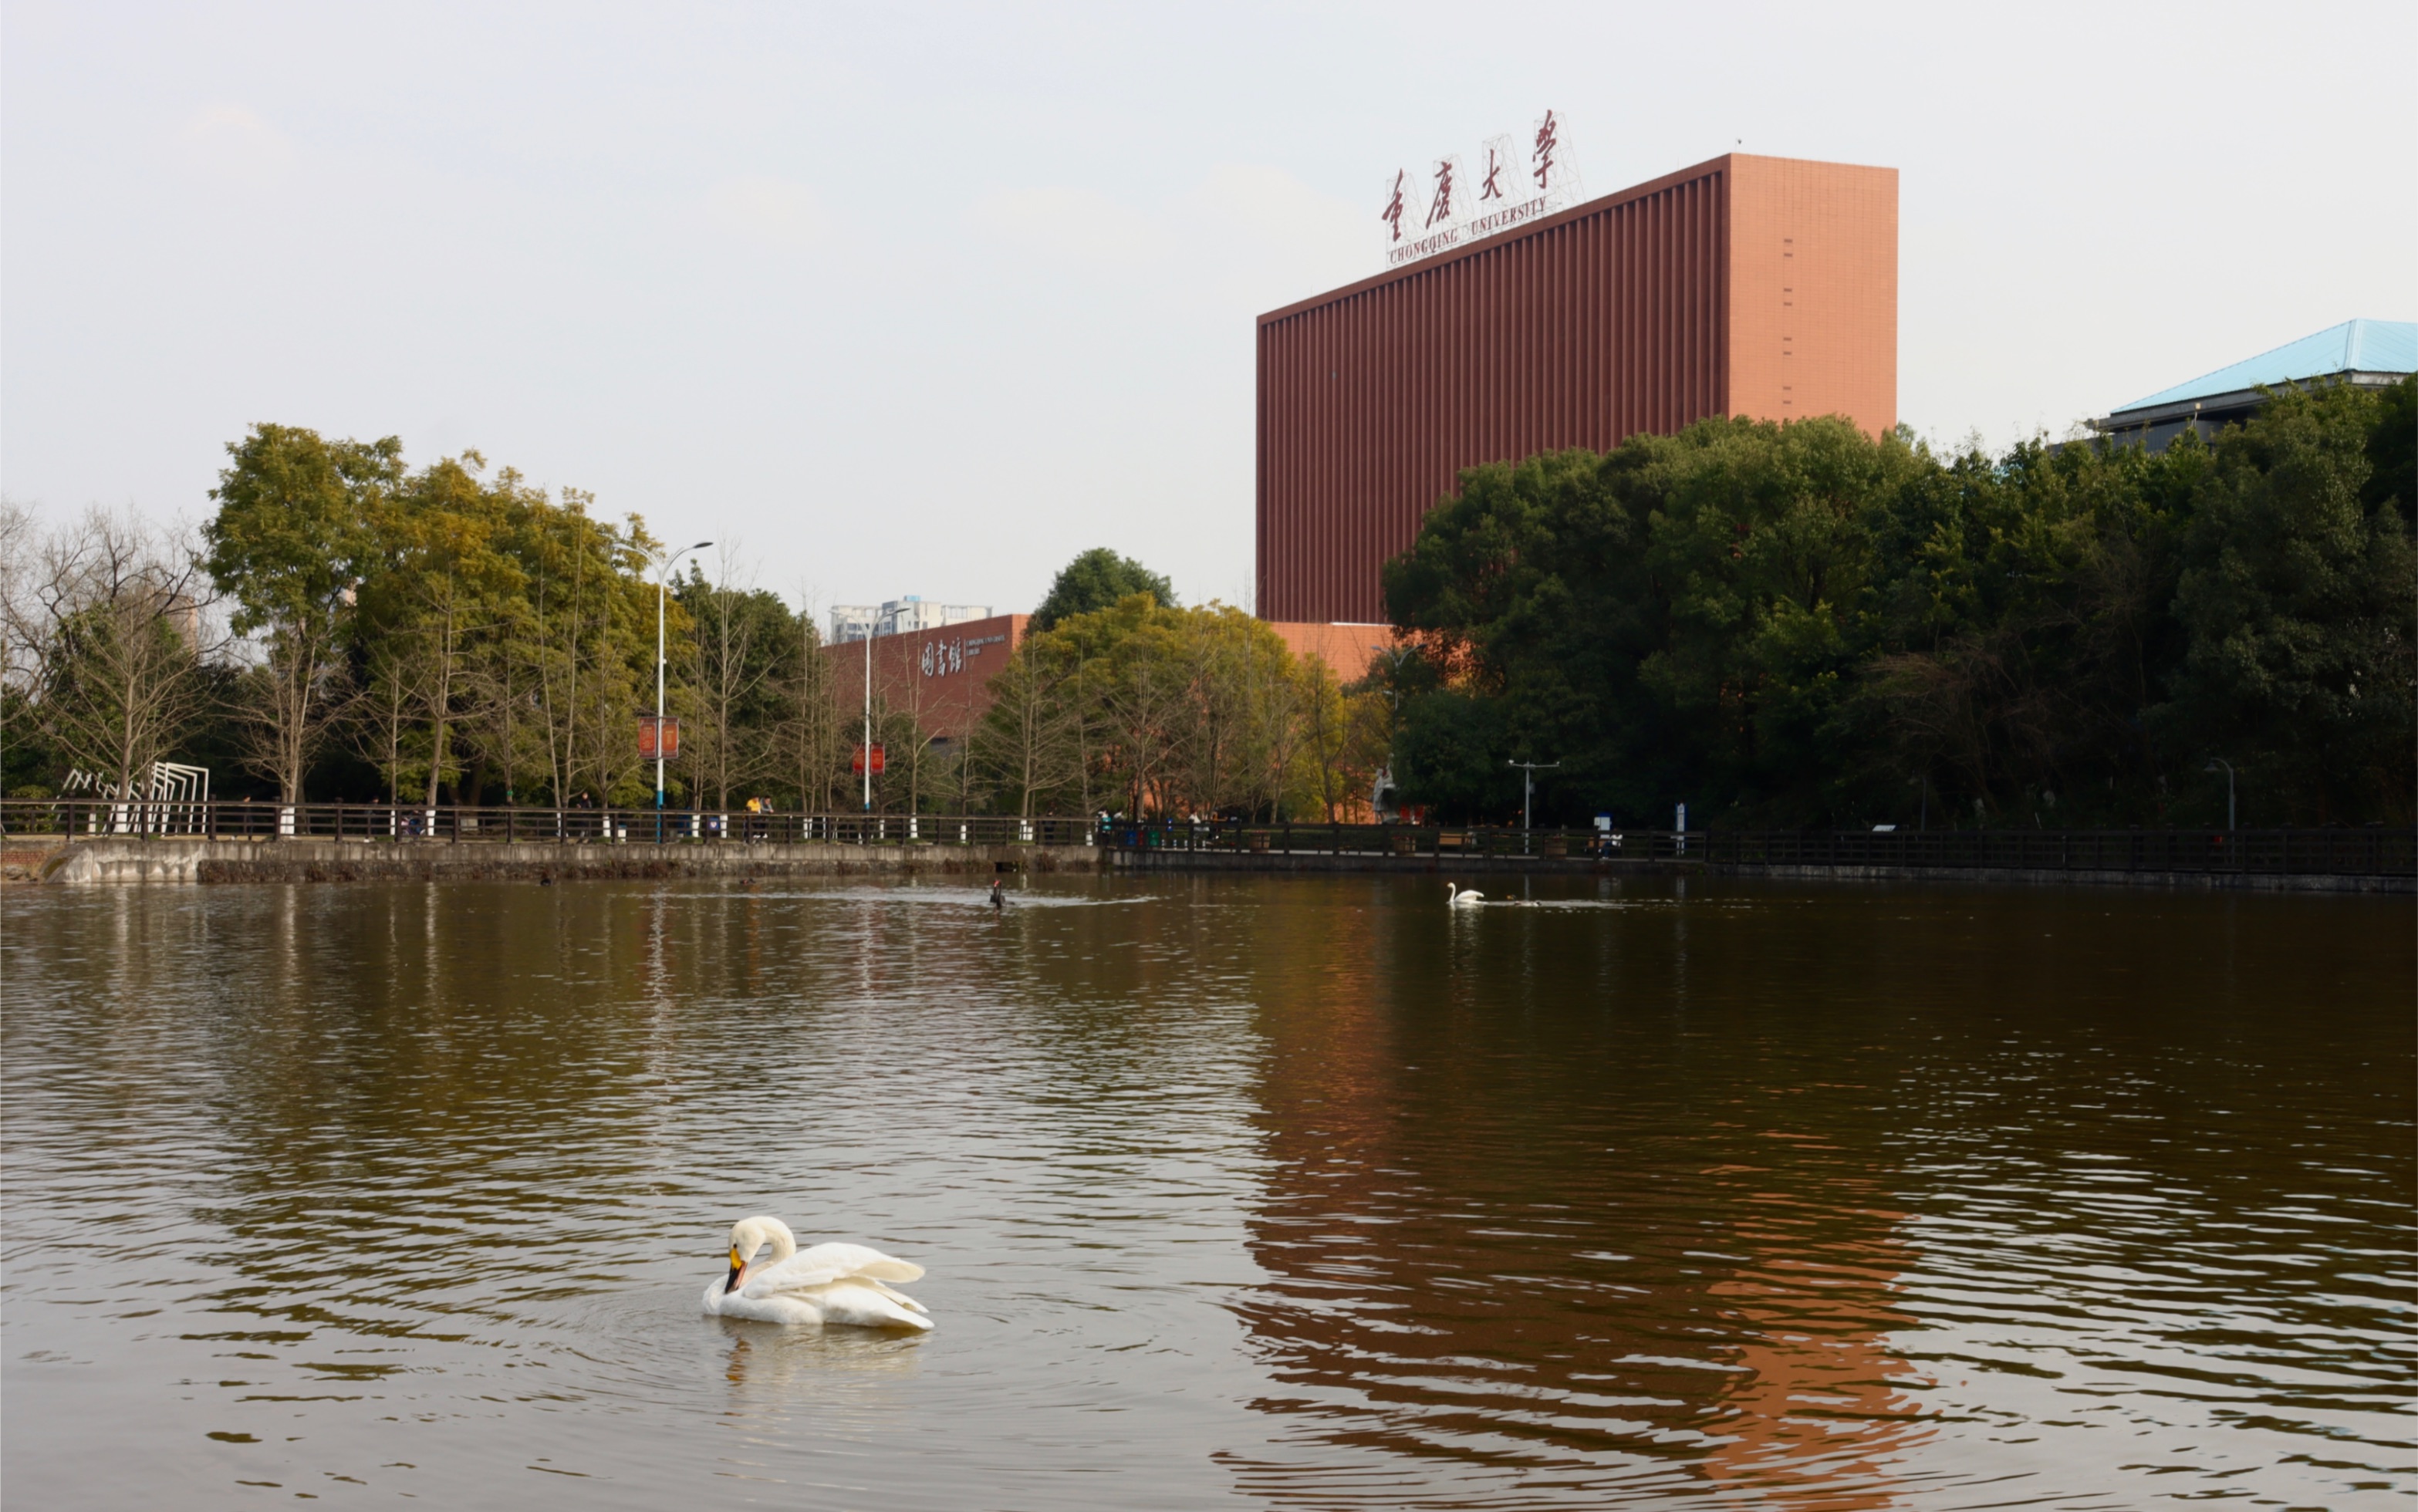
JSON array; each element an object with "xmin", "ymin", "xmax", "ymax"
[
  {"xmin": 637, "ymin": 717, "xmax": 680, "ymax": 759},
  {"xmin": 852, "ymin": 744, "xmax": 886, "ymax": 776}
]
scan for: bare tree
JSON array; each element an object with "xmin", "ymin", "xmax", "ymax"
[
  {"xmin": 0, "ymin": 500, "xmax": 40, "ymax": 706},
  {"xmin": 775, "ymin": 583, "xmax": 843, "ymax": 814},
  {"xmin": 682, "ymin": 549, "xmax": 776, "ymax": 810},
  {"xmin": 225, "ymin": 624, "xmax": 354, "ymax": 806},
  {"xmin": 23, "ymin": 508, "xmax": 219, "ymax": 798},
  {"xmin": 891, "ymin": 639, "xmax": 944, "ymax": 814}
]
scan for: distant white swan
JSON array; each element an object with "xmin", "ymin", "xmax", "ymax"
[
  {"xmin": 701, "ymin": 1216, "xmax": 933, "ymax": 1329},
  {"xmin": 1447, "ymin": 883, "xmax": 1484, "ymax": 907}
]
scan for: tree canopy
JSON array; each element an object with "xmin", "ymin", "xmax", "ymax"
[
  {"xmin": 8, "ymin": 397, "xmax": 2406, "ymax": 832},
  {"xmin": 973, "ymin": 594, "xmax": 1382, "ymax": 819},
  {"xmin": 1376, "ymin": 378, "xmax": 2416, "ymax": 828},
  {"xmin": 1031, "ymin": 548, "xmax": 1176, "ymax": 631}
]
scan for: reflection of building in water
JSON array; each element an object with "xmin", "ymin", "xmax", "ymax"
[
  {"xmin": 1700, "ymin": 1162, "xmax": 1930, "ymax": 1507},
  {"xmin": 1224, "ymin": 903, "xmax": 1928, "ymax": 1505}
]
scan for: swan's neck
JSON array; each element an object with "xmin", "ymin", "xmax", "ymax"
[{"xmin": 735, "ymin": 1216, "xmax": 800, "ymax": 1273}]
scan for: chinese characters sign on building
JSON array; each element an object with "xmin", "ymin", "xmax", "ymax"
[
  {"xmin": 919, "ymin": 637, "xmax": 965, "ymax": 679},
  {"xmin": 1380, "ymin": 110, "xmax": 1582, "ymax": 269},
  {"xmin": 917, "ymin": 632, "xmax": 1009, "ymax": 680}
]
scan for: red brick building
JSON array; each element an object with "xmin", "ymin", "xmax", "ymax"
[
  {"xmin": 823, "ymin": 613, "xmax": 1028, "ymax": 742},
  {"xmin": 1257, "ymin": 151, "xmax": 1898, "ymax": 624}
]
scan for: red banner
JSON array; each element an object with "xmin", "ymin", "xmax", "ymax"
[
  {"xmin": 637, "ymin": 717, "xmax": 680, "ymax": 760},
  {"xmin": 852, "ymin": 744, "xmax": 886, "ymax": 776}
]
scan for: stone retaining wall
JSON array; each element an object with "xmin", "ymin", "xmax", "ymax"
[
  {"xmin": 35, "ymin": 838, "xmax": 1104, "ymax": 885},
  {"xmin": 21, "ymin": 837, "xmax": 2400, "ymax": 893}
]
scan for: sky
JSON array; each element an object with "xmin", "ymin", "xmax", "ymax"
[{"xmin": 5, "ymin": 1, "xmax": 2412, "ymax": 623}]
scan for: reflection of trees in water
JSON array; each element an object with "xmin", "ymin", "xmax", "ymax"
[
  {"xmin": 1221, "ymin": 893, "xmax": 1927, "ymax": 1506},
  {"xmin": 152, "ymin": 886, "xmax": 692, "ymax": 1342},
  {"xmin": 150, "ymin": 879, "xmax": 1267, "ymax": 1341}
]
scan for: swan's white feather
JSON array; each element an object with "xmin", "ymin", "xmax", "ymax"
[
  {"xmin": 701, "ymin": 1219, "xmax": 933, "ymax": 1328},
  {"xmin": 743, "ymin": 1241, "xmax": 924, "ymax": 1292},
  {"xmin": 704, "ymin": 1276, "xmax": 931, "ymax": 1328}
]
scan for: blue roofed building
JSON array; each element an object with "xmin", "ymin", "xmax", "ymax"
[{"xmin": 2089, "ymin": 318, "xmax": 2416, "ymax": 452}]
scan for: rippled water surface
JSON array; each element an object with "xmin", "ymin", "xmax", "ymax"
[{"xmin": 4, "ymin": 875, "xmax": 2410, "ymax": 1508}]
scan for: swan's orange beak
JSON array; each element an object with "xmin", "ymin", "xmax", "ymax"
[{"xmin": 724, "ymin": 1246, "xmax": 746, "ymax": 1294}]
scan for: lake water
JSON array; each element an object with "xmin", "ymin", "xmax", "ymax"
[{"xmin": 3, "ymin": 874, "xmax": 2410, "ymax": 1508}]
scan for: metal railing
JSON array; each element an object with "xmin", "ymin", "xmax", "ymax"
[
  {"xmin": 1697, "ymin": 825, "xmax": 2414, "ymax": 877},
  {"xmin": 4, "ymin": 801, "xmax": 2407, "ymax": 878},
  {"xmin": 1103, "ymin": 818, "xmax": 2416, "ymax": 877},
  {"xmin": 0, "ymin": 799, "xmax": 1095, "ymax": 849}
]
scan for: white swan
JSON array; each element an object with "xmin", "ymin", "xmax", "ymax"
[
  {"xmin": 1447, "ymin": 883, "xmax": 1484, "ymax": 907},
  {"xmin": 701, "ymin": 1216, "xmax": 933, "ymax": 1329}
]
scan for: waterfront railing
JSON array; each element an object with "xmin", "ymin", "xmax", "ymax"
[
  {"xmin": 0, "ymin": 799, "xmax": 1092, "ymax": 849},
  {"xmin": 1103, "ymin": 818, "xmax": 2415, "ymax": 878},
  {"xmin": 3, "ymin": 801, "xmax": 2409, "ymax": 878}
]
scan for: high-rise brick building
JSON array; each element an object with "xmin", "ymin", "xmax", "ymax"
[{"xmin": 1256, "ymin": 152, "xmax": 1897, "ymax": 624}]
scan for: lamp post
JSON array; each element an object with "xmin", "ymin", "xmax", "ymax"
[
  {"xmin": 649, "ymin": 540, "xmax": 711, "ymax": 815},
  {"xmin": 1506, "ymin": 758, "xmax": 1559, "ymax": 833},
  {"xmin": 1369, "ymin": 643, "xmax": 1412, "ymax": 818},
  {"xmin": 863, "ymin": 606, "xmax": 877, "ymax": 812},
  {"xmin": 2204, "ymin": 758, "xmax": 2235, "ymax": 832}
]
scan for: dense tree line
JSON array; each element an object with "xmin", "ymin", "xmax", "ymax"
[
  {"xmin": 1, "ymin": 431, "xmax": 1380, "ymax": 818},
  {"xmin": 2, "ymin": 424, "xmax": 855, "ymax": 810},
  {"xmin": 1378, "ymin": 378, "xmax": 2416, "ymax": 829},
  {"xmin": 10, "ymin": 387, "xmax": 2406, "ymax": 829}
]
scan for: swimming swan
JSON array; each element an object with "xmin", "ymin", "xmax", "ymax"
[
  {"xmin": 1447, "ymin": 883, "xmax": 1484, "ymax": 907},
  {"xmin": 701, "ymin": 1216, "xmax": 933, "ymax": 1329}
]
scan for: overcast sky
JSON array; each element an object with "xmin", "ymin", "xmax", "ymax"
[{"xmin": 5, "ymin": 1, "xmax": 2411, "ymax": 620}]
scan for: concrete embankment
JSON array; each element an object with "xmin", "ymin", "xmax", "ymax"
[
  {"xmin": 13, "ymin": 837, "xmax": 2401, "ymax": 893},
  {"xmin": 27, "ymin": 837, "xmax": 1104, "ymax": 885}
]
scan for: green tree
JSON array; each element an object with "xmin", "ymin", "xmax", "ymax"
[
  {"xmin": 353, "ymin": 453, "xmax": 529, "ymax": 805},
  {"xmin": 969, "ymin": 630, "xmax": 1086, "ymax": 817},
  {"xmin": 518, "ymin": 489, "xmax": 650, "ymax": 806},
  {"xmin": 974, "ymin": 595, "xmax": 1334, "ymax": 818},
  {"xmin": 204, "ymin": 424, "xmax": 401, "ymax": 804},
  {"xmin": 2157, "ymin": 381, "xmax": 2416, "ymax": 822},
  {"xmin": 1377, "ymin": 411, "xmax": 2266, "ymax": 828},
  {"xmin": 1031, "ymin": 548, "xmax": 1176, "ymax": 631},
  {"xmin": 675, "ymin": 564, "xmax": 794, "ymax": 810}
]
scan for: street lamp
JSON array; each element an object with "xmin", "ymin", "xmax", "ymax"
[
  {"xmin": 1506, "ymin": 758, "xmax": 1560, "ymax": 832},
  {"xmin": 1369, "ymin": 643, "xmax": 1413, "ymax": 819},
  {"xmin": 2204, "ymin": 758, "xmax": 2235, "ymax": 832},
  {"xmin": 863, "ymin": 603, "xmax": 883, "ymax": 812},
  {"xmin": 647, "ymin": 539, "xmax": 712, "ymax": 814}
]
